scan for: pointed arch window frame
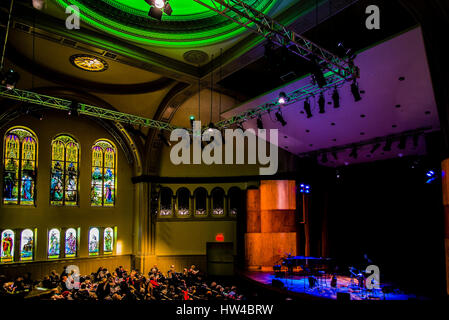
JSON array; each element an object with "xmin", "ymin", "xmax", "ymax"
[
  {"xmin": 50, "ymin": 134, "xmax": 80, "ymax": 206},
  {"xmin": 91, "ymin": 139, "xmax": 117, "ymax": 207},
  {"xmin": 3, "ymin": 126, "xmax": 38, "ymax": 206}
]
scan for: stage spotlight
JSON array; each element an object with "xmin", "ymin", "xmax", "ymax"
[
  {"xmin": 1, "ymin": 69, "xmax": 20, "ymax": 90},
  {"xmin": 32, "ymin": 0, "xmax": 46, "ymax": 10},
  {"xmin": 68, "ymin": 101, "xmax": 79, "ymax": 117},
  {"xmin": 425, "ymin": 170, "xmax": 437, "ymax": 184},
  {"xmin": 311, "ymin": 57, "xmax": 327, "ymax": 88},
  {"xmin": 349, "ymin": 146, "xmax": 358, "ymax": 159},
  {"xmin": 304, "ymin": 99, "xmax": 312, "ymax": 118},
  {"xmin": 158, "ymin": 131, "xmax": 171, "ymax": 147},
  {"xmin": 278, "ymin": 92, "xmax": 288, "ymax": 105},
  {"xmin": 299, "ymin": 184, "xmax": 311, "ymax": 194},
  {"xmin": 275, "ymin": 111, "xmax": 287, "ymax": 126},
  {"xmin": 318, "ymin": 93, "xmax": 325, "ymax": 114},
  {"xmin": 383, "ymin": 139, "xmax": 392, "ymax": 152},
  {"xmin": 145, "ymin": 0, "xmax": 172, "ymax": 20},
  {"xmin": 332, "ymin": 87, "xmax": 340, "ymax": 108},
  {"xmin": 336, "ymin": 169, "xmax": 341, "ymax": 180},
  {"xmin": 370, "ymin": 143, "xmax": 381, "ymax": 154},
  {"xmin": 351, "ymin": 81, "xmax": 362, "ymax": 102},
  {"xmin": 398, "ymin": 136, "xmax": 407, "ymax": 150},
  {"xmin": 256, "ymin": 116, "xmax": 264, "ymax": 130},
  {"xmin": 331, "ymin": 151, "xmax": 338, "ymax": 160},
  {"xmin": 321, "ymin": 153, "xmax": 328, "ymax": 163},
  {"xmin": 205, "ymin": 122, "xmax": 216, "ymax": 134}
]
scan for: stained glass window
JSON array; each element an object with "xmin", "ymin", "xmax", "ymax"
[
  {"xmin": 89, "ymin": 228, "xmax": 100, "ymax": 256},
  {"xmin": 48, "ymin": 228, "xmax": 60, "ymax": 259},
  {"xmin": 50, "ymin": 135, "xmax": 79, "ymax": 206},
  {"xmin": 1, "ymin": 229, "xmax": 15, "ymax": 263},
  {"xmin": 3, "ymin": 127, "xmax": 37, "ymax": 205},
  {"xmin": 104, "ymin": 227, "xmax": 114, "ymax": 254},
  {"xmin": 65, "ymin": 228, "xmax": 77, "ymax": 258},
  {"xmin": 20, "ymin": 229, "xmax": 34, "ymax": 261},
  {"xmin": 91, "ymin": 140, "xmax": 116, "ymax": 207}
]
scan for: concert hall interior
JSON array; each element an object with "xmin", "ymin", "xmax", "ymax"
[{"xmin": 0, "ymin": 0, "xmax": 448, "ymax": 302}]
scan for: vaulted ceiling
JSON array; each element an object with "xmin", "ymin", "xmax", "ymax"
[{"xmin": 0, "ymin": 0, "xmax": 439, "ymax": 168}]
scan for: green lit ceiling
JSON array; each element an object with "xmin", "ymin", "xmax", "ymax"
[{"xmin": 54, "ymin": 0, "xmax": 280, "ymax": 47}]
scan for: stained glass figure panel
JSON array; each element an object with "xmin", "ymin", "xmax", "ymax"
[
  {"xmin": 104, "ymin": 227, "xmax": 114, "ymax": 254},
  {"xmin": 65, "ymin": 228, "xmax": 77, "ymax": 258},
  {"xmin": 91, "ymin": 140, "xmax": 116, "ymax": 207},
  {"xmin": 3, "ymin": 134, "xmax": 19, "ymax": 204},
  {"xmin": 89, "ymin": 227, "xmax": 99, "ymax": 256},
  {"xmin": 48, "ymin": 228, "xmax": 60, "ymax": 259},
  {"xmin": 1, "ymin": 229, "xmax": 15, "ymax": 263},
  {"xmin": 3, "ymin": 127, "xmax": 37, "ymax": 205},
  {"xmin": 20, "ymin": 229, "xmax": 34, "ymax": 261}
]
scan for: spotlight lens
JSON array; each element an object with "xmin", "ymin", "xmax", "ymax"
[
  {"xmin": 278, "ymin": 97, "xmax": 286, "ymax": 104},
  {"xmin": 155, "ymin": 0, "xmax": 165, "ymax": 8}
]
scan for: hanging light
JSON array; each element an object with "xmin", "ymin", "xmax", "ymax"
[
  {"xmin": 332, "ymin": 87, "xmax": 340, "ymax": 108},
  {"xmin": 304, "ymin": 99, "xmax": 312, "ymax": 118},
  {"xmin": 278, "ymin": 92, "xmax": 288, "ymax": 105},
  {"xmin": 351, "ymin": 80, "xmax": 362, "ymax": 102},
  {"xmin": 318, "ymin": 93, "xmax": 325, "ymax": 114}
]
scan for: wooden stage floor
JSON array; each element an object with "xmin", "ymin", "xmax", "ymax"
[{"xmin": 241, "ymin": 271, "xmax": 423, "ymax": 301}]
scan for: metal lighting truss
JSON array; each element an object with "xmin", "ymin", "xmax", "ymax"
[
  {"xmin": 216, "ymin": 72, "xmax": 345, "ymax": 129},
  {"xmin": 193, "ymin": 0, "xmax": 359, "ymax": 129},
  {"xmin": 193, "ymin": 0, "xmax": 358, "ymax": 79},
  {"xmin": 0, "ymin": 86, "xmax": 178, "ymax": 131}
]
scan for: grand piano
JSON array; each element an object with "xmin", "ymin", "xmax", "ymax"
[{"xmin": 275, "ymin": 255, "xmax": 333, "ymax": 276}]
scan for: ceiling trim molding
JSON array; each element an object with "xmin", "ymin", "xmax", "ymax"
[{"xmin": 7, "ymin": 45, "xmax": 177, "ymax": 95}]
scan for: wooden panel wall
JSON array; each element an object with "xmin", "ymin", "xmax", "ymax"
[
  {"xmin": 260, "ymin": 180, "xmax": 296, "ymax": 211},
  {"xmin": 246, "ymin": 189, "xmax": 261, "ymax": 233},
  {"xmin": 245, "ymin": 181, "xmax": 297, "ymax": 268}
]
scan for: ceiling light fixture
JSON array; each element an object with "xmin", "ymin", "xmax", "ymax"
[
  {"xmin": 1, "ymin": 69, "xmax": 20, "ymax": 90},
  {"xmin": 275, "ymin": 110, "xmax": 287, "ymax": 126},
  {"xmin": 145, "ymin": 0, "xmax": 173, "ymax": 20},
  {"xmin": 304, "ymin": 99, "xmax": 312, "ymax": 118},
  {"xmin": 257, "ymin": 116, "xmax": 264, "ymax": 130},
  {"xmin": 332, "ymin": 87, "xmax": 340, "ymax": 108},
  {"xmin": 383, "ymin": 139, "xmax": 392, "ymax": 152},
  {"xmin": 318, "ymin": 93, "xmax": 325, "ymax": 114},
  {"xmin": 351, "ymin": 80, "xmax": 362, "ymax": 102},
  {"xmin": 370, "ymin": 143, "xmax": 381, "ymax": 154},
  {"xmin": 278, "ymin": 92, "xmax": 288, "ymax": 105},
  {"xmin": 349, "ymin": 146, "xmax": 358, "ymax": 159}
]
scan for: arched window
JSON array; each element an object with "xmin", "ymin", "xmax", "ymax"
[
  {"xmin": 65, "ymin": 228, "xmax": 77, "ymax": 258},
  {"xmin": 89, "ymin": 227, "xmax": 100, "ymax": 256},
  {"xmin": 104, "ymin": 227, "xmax": 114, "ymax": 254},
  {"xmin": 3, "ymin": 127, "xmax": 37, "ymax": 205},
  {"xmin": 1, "ymin": 229, "xmax": 15, "ymax": 263},
  {"xmin": 176, "ymin": 188, "xmax": 190, "ymax": 216},
  {"xmin": 20, "ymin": 229, "xmax": 34, "ymax": 261},
  {"xmin": 159, "ymin": 187, "xmax": 173, "ymax": 216},
  {"xmin": 48, "ymin": 228, "xmax": 60, "ymax": 259},
  {"xmin": 91, "ymin": 140, "xmax": 116, "ymax": 207},
  {"xmin": 211, "ymin": 188, "xmax": 225, "ymax": 216},
  {"xmin": 228, "ymin": 187, "xmax": 241, "ymax": 216},
  {"xmin": 50, "ymin": 135, "xmax": 79, "ymax": 206},
  {"xmin": 194, "ymin": 187, "xmax": 208, "ymax": 216}
]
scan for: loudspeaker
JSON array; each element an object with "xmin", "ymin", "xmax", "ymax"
[
  {"xmin": 337, "ymin": 292, "xmax": 351, "ymax": 301},
  {"xmin": 272, "ymin": 279, "xmax": 284, "ymax": 288}
]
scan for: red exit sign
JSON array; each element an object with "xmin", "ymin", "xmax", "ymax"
[{"xmin": 215, "ymin": 233, "xmax": 224, "ymax": 242}]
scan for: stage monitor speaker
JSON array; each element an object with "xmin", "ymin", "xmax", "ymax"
[
  {"xmin": 272, "ymin": 279, "xmax": 284, "ymax": 288},
  {"xmin": 337, "ymin": 292, "xmax": 351, "ymax": 301}
]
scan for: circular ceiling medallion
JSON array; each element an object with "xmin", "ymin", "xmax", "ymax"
[
  {"xmin": 70, "ymin": 54, "xmax": 109, "ymax": 72},
  {"xmin": 183, "ymin": 50, "xmax": 209, "ymax": 65}
]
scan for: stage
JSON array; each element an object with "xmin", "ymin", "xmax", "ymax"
[{"xmin": 241, "ymin": 271, "xmax": 424, "ymax": 301}]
